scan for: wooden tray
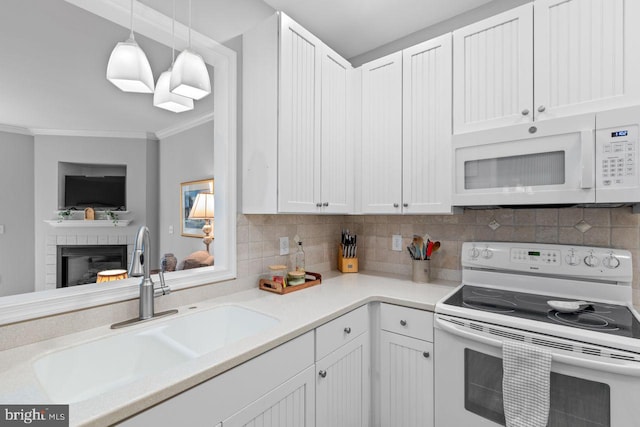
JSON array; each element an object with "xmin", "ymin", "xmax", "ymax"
[{"xmin": 259, "ymin": 272, "xmax": 322, "ymax": 295}]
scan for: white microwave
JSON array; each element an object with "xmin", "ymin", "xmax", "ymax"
[{"xmin": 452, "ymin": 106, "xmax": 640, "ymax": 206}]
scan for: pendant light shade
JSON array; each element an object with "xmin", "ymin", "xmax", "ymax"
[
  {"xmin": 106, "ymin": 36, "xmax": 155, "ymax": 93},
  {"xmin": 170, "ymin": 49, "xmax": 211, "ymax": 100},
  {"xmin": 154, "ymin": 69, "xmax": 194, "ymax": 112}
]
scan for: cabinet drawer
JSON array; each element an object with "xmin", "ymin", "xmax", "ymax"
[
  {"xmin": 380, "ymin": 303, "xmax": 433, "ymax": 342},
  {"xmin": 315, "ymin": 305, "xmax": 369, "ymax": 360}
]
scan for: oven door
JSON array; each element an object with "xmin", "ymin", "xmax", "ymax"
[
  {"xmin": 452, "ymin": 113, "xmax": 596, "ymax": 206},
  {"xmin": 434, "ymin": 315, "xmax": 640, "ymax": 427}
]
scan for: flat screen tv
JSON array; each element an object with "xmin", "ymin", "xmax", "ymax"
[{"xmin": 64, "ymin": 176, "xmax": 126, "ymax": 209}]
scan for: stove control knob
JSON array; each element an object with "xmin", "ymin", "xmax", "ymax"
[
  {"xmin": 584, "ymin": 252, "xmax": 600, "ymax": 267},
  {"xmin": 565, "ymin": 249, "xmax": 580, "ymax": 266},
  {"xmin": 468, "ymin": 247, "xmax": 480, "ymax": 259},
  {"xmin": 481, "ymin": 248, "xmax": 493, "ymax": 259},
  {"xmin": 603, "ymin": 254, "xmax": 621, "ymax": 269}
]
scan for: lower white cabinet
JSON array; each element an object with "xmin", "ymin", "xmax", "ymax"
[
  {"xmin": 380, "ymin": 331, "xmax": 434, "ymax": 427},
  {"xmin": 222, "ymin": 365, "xmax": 316, "ymax": 427},
  {"xmin": 316, "ymin": 332, "xmax": 370, "ymax": 427}
]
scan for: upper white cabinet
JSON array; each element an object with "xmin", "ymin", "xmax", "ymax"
[
  {"xmin": 243, "ymin": 12, "xmax": 354, "ymax": 214},
  {"xmin": 361, "ymin": 34, "xmax": 455, "ymax": 214},
  {"xmin": 453, "ymin": 0, "xmax": 640, "ymax": 133},
  {"xmin": 452, "ymin": 4, "xmax": 534, "ymax": 133}
]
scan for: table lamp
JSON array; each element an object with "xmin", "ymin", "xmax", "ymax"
[{"xmin": 188, "ymin": 192, "xmax": 215, "ymax": 252}]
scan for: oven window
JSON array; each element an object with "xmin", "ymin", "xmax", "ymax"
[
  {"xmin": 464, "ymin": 151, "xmax": 565, "ymax": 190},
  {"xmin": 464, "ymin": 349, "xmax": 610, "ymax": 426}
]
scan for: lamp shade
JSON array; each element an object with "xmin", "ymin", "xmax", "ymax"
[
  {"xmin": 188, "ymin": 192, "xmax": 214, "ymax": 219},
  {"xmin": 154, "ymin": 69, "xmax": 194, "ymax": 113},
  {"xmin": 106, "ymin": 37, "xmax": 155, "ymax": 93},
  {"xmin": 170, "ymin": 49, "xmax": 211, "ymax": 100}
]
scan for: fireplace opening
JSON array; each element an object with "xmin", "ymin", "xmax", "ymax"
[{"xmin": 57, "ymin": 245, "xmax": 128, "ymax": 288}]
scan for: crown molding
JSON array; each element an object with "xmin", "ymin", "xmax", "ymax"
[
  {"xmin": 30, "ymin": 128, "xmax": 156, "ymax": 140},
  {"xmin": 155, "ymin": 112, "xmax": 214, "ymax": 140},
  {"xmin": 0, "ymin": 124, "xmax": 32, "ymax": 136}
]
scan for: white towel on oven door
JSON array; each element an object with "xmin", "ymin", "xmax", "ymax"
[{"xmin": 502, "ymin": 340, "xmax": 552, "ymax": 427}]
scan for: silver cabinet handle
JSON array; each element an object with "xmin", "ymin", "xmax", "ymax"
[
  {"xmin": 316, "ymin": 203, "xmax": 322, "ymax": 207},
  {"xmin": 319, "ymin": 370, "xmax": 327, "ymax": 378},
  {"xmin": 344, "ymin": 327, "xmax": 351, "ymax": 334},
  {"xmin": 537, "ymin": 105, "xmax": 546, "ymax": 113},
  {"xmin": 522, "ymin": 109, "xmax": 530, "ymax": 116},
  {"xmin": 400, "ymin": 320, "xmax": 407, "ymax": 326},
  {"xmin": 423, "ymin": 351, "xmax": 430, "ymax": 358},
  {"xmin": 393, "ymin": 203, "xmax": 399, "ymax": 208},
  {"xmin": 322, "ymin": 202, "xmax": 329, "ymax": 207},
  {"xmin": 403, "ymin": 203, "xmax": 408, "ymax": 207}
]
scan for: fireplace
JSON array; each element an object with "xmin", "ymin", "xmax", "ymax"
[{"xmin": 57, "ymin": 245, "xmax": 128, "ymax": 288}]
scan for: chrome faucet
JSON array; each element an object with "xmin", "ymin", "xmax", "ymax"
[{"xmin": 111, "ymin": 226, "xmax": 177, "ymax": 329}]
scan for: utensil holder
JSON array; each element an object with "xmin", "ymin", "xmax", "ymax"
[{"xmin": 412, "ymin": 259, "xmax": 430, "ymax": 283}]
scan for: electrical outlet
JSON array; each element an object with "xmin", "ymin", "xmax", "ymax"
[
  {"xmin": 0, "ymin": 224, "xmax": 4, "ymax": 234},
  {"xmin": 168, "ymin": 225, "xmax": 174, "ymax": 234},
  {"xmin": 279, "ymin": 237, "xmax": 289, "ymax": 255},
  {"xmin": 392, "ymin": 234, "xmax": 403, "ymax": 252}
]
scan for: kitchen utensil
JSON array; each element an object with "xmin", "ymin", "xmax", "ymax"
[
  {"xmin": 547, "ymin": 300, "xmax": 591, "ymax": 313},
  {"xmin": 431, "ymin": 241, "xmax": 441, "ymax": 253},
  {"xmin": 426, "ymin": 241, "xmax": 434, "ymax": 258}
]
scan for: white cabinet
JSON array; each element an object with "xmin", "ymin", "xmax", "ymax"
[
  {"xmin": 316, "ymin": 332, "xmax": 370, "ymax": 427},
  {"xmin": 361, "ymin": 35, "xmax": 455, "ymax": 215},
  {"xmin": 379, "ymin": 304, "xmax": 434, "ymax": 427},
  {"xmin": 222, "ymin": 366, "xmax": 315, "ymax": 427},
  {"xmin": 453, "ymin": 1, "xmax": 640, "ymax": 133},
  {"xmin": 315, "ymin": 305, "xmax": 370, "ymax": 427},
  {"xmin": 243, "ymin": 12, "xmax": 354, "ymax": 214}
]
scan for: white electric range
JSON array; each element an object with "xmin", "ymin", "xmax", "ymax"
[{"xmin": 434, "ymin": 242, "xmax": 640, "ymax": 427}]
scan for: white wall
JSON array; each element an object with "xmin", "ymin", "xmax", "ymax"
[
  {"xmin": 33, "ymin": 135, "xmax": 159, "ymax": 290},
  {"xmin": 159, "ymin": 121, "xmax": 215, "ymax": 264},
  {"xmin": 0, "ymin": 130, "xmax": 35, "ymax": 296}
]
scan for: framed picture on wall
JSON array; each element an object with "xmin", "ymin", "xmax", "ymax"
[{"xmin": 180, "ymin": 178, "xmax": 214, "ymax": 237}]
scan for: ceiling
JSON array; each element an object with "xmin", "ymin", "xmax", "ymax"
[{"xmin": 0, "ymin": 0, "xmax": 494, "ymax": 135}]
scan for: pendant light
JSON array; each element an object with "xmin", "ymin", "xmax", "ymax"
[
  {"xmin": 154, "ymin": 0, "xmax": 194, "ymax": 112},
  {"xmin": 106, "ymin": 0, "xmax": 155, "ymax": 93},
  {"xmin": 170, "ymin": 0, "xmax": 211, "ymax": 100}
]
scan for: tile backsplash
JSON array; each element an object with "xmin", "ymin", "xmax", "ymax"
[{"xmin": 238, "ymin": 207, "xmax": 640, "ymax": 305}]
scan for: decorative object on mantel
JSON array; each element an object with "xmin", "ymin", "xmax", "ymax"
[
  {"xmin": 181, "ymin": 178, "xmax": 214, "ymax": 239},
  {"xmin": 105, "ymin": 210, "xmax": 119, "ymax": 225},
  {"xmin": 188, "ymin": 192, "xmax": 214, "ymax": 252},
  {"xmin": 84, "ymin": 207, "xmax": 95, "ymax": 221},
  {"xmin": 96, "ymin": 269, "xmax": 128, "ymax": 283},
  {"xmin": 57, "ymin": 209, "xmax": 72, "ymax": 222}
]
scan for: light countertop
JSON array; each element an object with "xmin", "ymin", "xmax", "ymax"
[{"xmin": 0, "ymin": 272, "xmax": 458, "ymax": 426}]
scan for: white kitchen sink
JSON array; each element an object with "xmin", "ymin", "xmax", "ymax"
[{"xmin": 33, "ymin": 305, "xmax": 279, "ymax": 403}]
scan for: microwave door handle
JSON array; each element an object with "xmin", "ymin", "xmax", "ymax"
[
  {"xmin": 435, "ymin": 316, "xmax": 640, "ymax": 377},
  {"xmin": 580, "ymin": 130, "xmax": 595, "ymax": 189}
]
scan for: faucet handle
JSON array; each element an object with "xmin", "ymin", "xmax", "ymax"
[{"xmin": 155, "ymin": 255, "xmax": 172, "ymax": 297}]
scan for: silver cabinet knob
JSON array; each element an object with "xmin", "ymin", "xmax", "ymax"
[
  {"xmin": 537, "ymin": 105, "xmax": 546, "ymax": 113},
  {"xmin": 400, "ymin": 320, "xmax": 407, "ymax": 326},
  {"xmin": 403, "ymin": 203, "xmax": 408, "ymax": 208},
  {"xmin": 423, "ymin": 351, "xmax": 430, "ymax": 358},
  {"xmin": 322, "ymin": 202, "xmax": 329, "ymax": 207},
  {"xmin": 319, "ymin": 370, "xmax": 327, "ymax": 378},
  {"xmin": 529, "ymin": 126, "xmax": 537, "ymax": 134},
  {"xmin": 316, "ymin": 202, "xmax": 322, "ymax": 207},
  {"xmin": 522, "ymin": 109, "xmax": 530, "ymax": 116},
  {"xmin": 344, "ymin": 327, "xmax": 351, "ymax": 334},
  {"xmin": 393, "ymin": 203, "xmax": 399, "ymax": 208}
]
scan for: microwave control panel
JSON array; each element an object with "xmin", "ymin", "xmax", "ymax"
[{"xmin": 596, "ymin": 124, "xmax": 638, "ymax": 188}]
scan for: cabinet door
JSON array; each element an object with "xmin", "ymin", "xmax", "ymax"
[
  {"xmin": 320, "ymin": 46, "xmax": 353, "ymax": 213},
  {"xmin": 223, "ymin": 366, "xmax": 315, "ymax": 427},
  {"xmin": 534, "ymin": 0, "xmax": 640, "ymax": 121},
  {"xmin": 402, "ymin": 34, "xmax": 453, "ymax": 214},
  {"xmin": 316, "ymin": 332, "xmax": 370, "ymax": 427},
  {"xmin": 453, "ymin": 3, "xmax": 534, "ymax": 134},
  {"xmin": 361, "ymin": 52, "xmax": 403, "ymax": 213},
  {"xmin": 380, "ymin": 331, "xmax": 433, "ymax": 427},
  {"xmin": 278, "ymin": 13, "xmax": 322, "ymax": 213}
]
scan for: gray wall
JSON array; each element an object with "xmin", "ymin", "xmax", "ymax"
[
  {"xmin": 349, "ymin": 0, "xmax": 531, "ymax": 67},
  {"xmin": 158, "ymin": 121, "xmax": 215, "ymax": 263},
  {"xmin": 0, "ymin": 130, "xmax": 35, "ymax": 296}
]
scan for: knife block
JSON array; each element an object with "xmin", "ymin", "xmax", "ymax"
[{"xmin": 338, "ymin": 244, "xmax": 358, "ymax": 273}]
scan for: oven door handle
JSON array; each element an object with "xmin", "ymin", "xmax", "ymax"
[{"xmin": 435, "ymin": 317, "xmax": 640, "ymax": 377}]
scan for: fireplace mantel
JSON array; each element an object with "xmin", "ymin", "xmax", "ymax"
[{"xmin": 44, "ymin": 220, "xmax": 132, "ymax": 227}]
